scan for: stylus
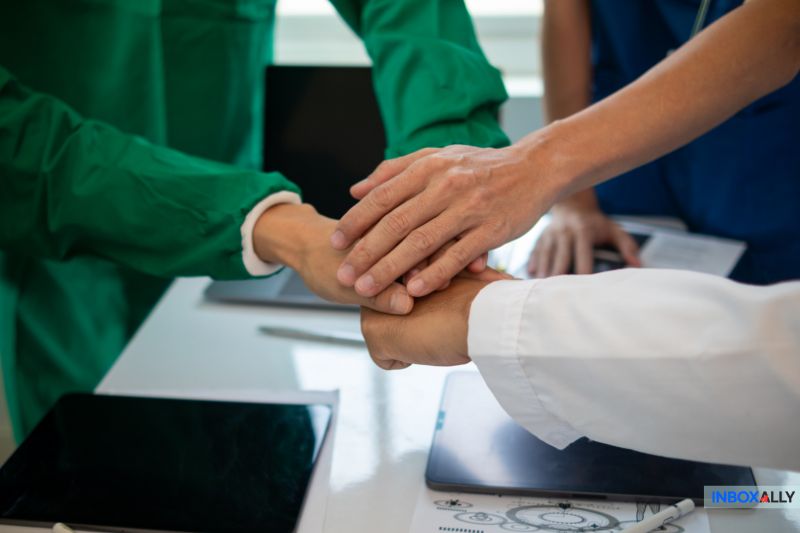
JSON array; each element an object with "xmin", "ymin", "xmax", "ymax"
[
  {"xmin": 53, "ymin": 523, "xmax": 114, "ymax": 533},
  {"xmin": 259, "ymin": 325, "xmax": 366, "ymax": 347},
  {"xmin": 621, "ymin": 498, "xmax": 695, "ymax": 533}
]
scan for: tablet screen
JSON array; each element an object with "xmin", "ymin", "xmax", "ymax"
[
  {"xmin": 0, "ymin": 394, "xmax": 331, "ymax": 533},
  {"xmin": 426, "ymin": 373, "xmax": 754, "ymax": 503}
]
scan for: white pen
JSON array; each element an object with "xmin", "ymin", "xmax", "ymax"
[
  {"xmin": 258, "ymin": 325, "xmax": 366, "ymax": 347},
  {"xmin": 622, "ymin": 499, "xmax": 695, "ymax": 533}
]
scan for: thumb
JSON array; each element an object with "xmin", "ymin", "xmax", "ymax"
[{"xmin": 367, "ymin": 281, "xmax": 415, "ymax": 315}]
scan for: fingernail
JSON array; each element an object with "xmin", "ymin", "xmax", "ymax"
[
  {"xmin": 474, "ymin": 256, "xmax": 486, "ymax": 269},
  {"xmin": 337, "ymin": 263, "xmax": 356, "ymax": 285},
  {"xmin": 408, "ymin": 278, "xmax": 425, "ymax": 296},
  {"xmin": 330, "ymin": 230, "xmax": 347, "ymax": 249},
  {"xmin": 355, "ymin": 274, "xmax": 377, "ymax": 295},
  {"xmin": 390, "ymin": 293, "xmax": 412, "ymax": 314}
]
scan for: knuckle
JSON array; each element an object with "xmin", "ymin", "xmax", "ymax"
[
  {"xmin": 440, "ymin": 170, "xmax": 464, "ymax": 190},
  {"xmin": 428, "ymin": 261, "xmax": 451, "ymax": 284},
  {"xmin": 373, "ymin": 159, "xmax": 393, "ymax": 175},
  {"xmin": 373, "ymin": 257, "xmax": 400, "ymax": 283},
  {"xmin": 447, "ymin": 245, "xmax": 472, "ymax": 268},
  {"xmin": 369, "ymin": 185, "xmax": 394, "ymax": 210},
  {"xmin": 464, "ymin": 189, "xmax": 487, "ymax": 213},
  {"xmin": 407, "ymin": 229, "xmax": 436, "ymax": 254},
  {"xmin": 350, "ymin": 242, "xmax": 376, "ymax": 266},
  {"xmin": 383, "ymin": 211, "xmax": 411, "ymax": 237}
]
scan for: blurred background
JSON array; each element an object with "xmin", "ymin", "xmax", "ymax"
[{"xmin": 274, "ymin": 0, "xmax": 544, "ymax": 142}]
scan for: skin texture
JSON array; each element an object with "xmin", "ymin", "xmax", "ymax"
[
  {"xmin": 333, "ymin": 0, "xmax": 800, "ymax": 297},
  {"xmin": 360, "ymin": 277, "xmax": 490, "ymax": 370},
  {"xmin": 254, "ymin": 203, "xmax": 414, "ymax": 314}
]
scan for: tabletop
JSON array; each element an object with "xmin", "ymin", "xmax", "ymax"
[{"xmin": 94, "ymin": 276, "xmax": 800, "ymax": 533}]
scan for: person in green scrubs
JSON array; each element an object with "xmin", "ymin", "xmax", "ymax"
[{"xmin": 0, "ymin": 0, "xmax": 508, "ymax": 445}]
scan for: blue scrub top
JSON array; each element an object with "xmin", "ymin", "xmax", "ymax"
[{"xmin": 590, "ymin": 0, "xmax": 800, "ymax": 284}]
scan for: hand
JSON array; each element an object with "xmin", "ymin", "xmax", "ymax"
[
  {"xmin": 331, "ymin": 144, "xmax": 562, "ymax": 298},
  {"xmin": 254, "ymin": 203, "xmax": 413, "ymax": 314},
  {"xmin": 360, "ymin": 277, "xmax": 494, "ymax": 370},
  {"xmin": 528, "ymin": 190, "xmax": 641, "ymax": 277}
]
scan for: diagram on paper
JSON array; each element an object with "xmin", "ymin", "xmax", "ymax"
[{"xmin": 410, "ymin": 488, "xmax": 710, "ymax": 533}]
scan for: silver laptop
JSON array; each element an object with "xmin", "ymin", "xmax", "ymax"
[{"xmin": 205, "ymin": 65, "xmax": 386, "ymax": 311}]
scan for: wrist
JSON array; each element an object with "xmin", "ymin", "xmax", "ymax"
[
  {"xmin": 512, "ymin": 119, "xmax": 595, "ymax": 205},
  {"xmin": 253, "ymin": 203, "xmax": 321, "ymax": 270},
  {"xmin": 553, "ymin": 188, "xmax": 601, "ymax": 215}
]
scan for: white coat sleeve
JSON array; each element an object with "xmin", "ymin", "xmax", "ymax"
[{"xmin": 467, "ymin": 269, "xmax": 800, "ymax": 470}]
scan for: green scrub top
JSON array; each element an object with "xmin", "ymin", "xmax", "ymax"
[{"xmin": 0, "ymin": 0, "xmax": 508, "ymax": 441}]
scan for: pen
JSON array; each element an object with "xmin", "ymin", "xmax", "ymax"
[
  {"xmin": 258, "ymin": 325, "xmax": 366, "ymax": 347},
  {"xmin": 622, "ymin": 499, "xmax": 695, "ymax": 533}
]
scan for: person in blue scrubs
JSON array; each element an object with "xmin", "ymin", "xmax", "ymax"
[
  {"xmin": 526, "ymin": 0, "xmax": 800, "ymax": 285},
  {"xmin": 327, "ymin": 0, "xmax": 799, "ymax": 297}
]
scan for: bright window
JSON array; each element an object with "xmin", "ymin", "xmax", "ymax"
[{"xmin": 273, "ymin": 0, "xmax": 543, "ymax": 96}]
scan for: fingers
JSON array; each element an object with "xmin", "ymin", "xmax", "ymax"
[
  {"xmin": 572, "ymin": 231, "xmax": 594, "ymax": 274},
  {"xmin": 531, "ymin": 233, "xmax": 554, "ymax": 277},
  {"xmin": 403, "ymin": 260, "xmax": 427, "ymax": 285},
  {"xmin": 405, "ymin": 230, "xmax": 488, "ymax": 297},
  {"xmin": 350, "ymin": 149, "xmax": 437, "ymax": 200},
  {"xmin": 332, "ymin": 164, "xmax": 428, "ymax": 252},
  {"xmin": 550, "ymin": 233, "xmax": 572, "ymax": 276},
  {"xmin": 361, "ymin": 281, "xmax": 414, "ymax": 315},
  {"xmin": 352, "ymin": 211, "xmax": 463, "ymax": 297},
  {"xmin": 466, "ymin": 252, "xmax": 488, "ymax": 273},
  {"xmin": 527, "ymin": 244, "xmax": 539, "ymax": 276},
  {"xmin": 612, "ymin": 227, "xmax": 642, "ymax": 267},
  {"xmin": 338, "ymin": 189, "xmax": 444, "ymax": 290}
]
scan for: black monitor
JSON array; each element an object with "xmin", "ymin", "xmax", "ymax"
[{"xmin": 263, "ymin": 65, "xmax": 387, "ymax": 219}]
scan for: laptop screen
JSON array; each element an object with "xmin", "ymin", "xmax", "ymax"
[{"xmin": 263, "ymin": 65, "xmax": 387, "ymax": 220}]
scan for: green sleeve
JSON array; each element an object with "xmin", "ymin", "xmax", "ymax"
[
  {"xmin": 0, "ymin": 66, "xmax": 300, "ymax": 280},
  {"xmin": 329, "ymin": 0, "xmax": 510, "ymax": 157}
]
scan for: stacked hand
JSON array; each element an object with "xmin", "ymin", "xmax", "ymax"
[
  {"xmin": 360, "ymin": 277, "xmax": 493, "ymax": 370},
  {"xmin": 253, "ymin": 203, "xmax": 414, "ymax": 315},
  {"xmin": 330, "ymin": 144, "xmax": 561, "ymax": 298}
]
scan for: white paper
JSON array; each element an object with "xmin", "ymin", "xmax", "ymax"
[
  {"xmin": 409, "ymin": 487, "xmax": 710, "ymax": 533},
  {"xmin": 639, "ymin": 232, "xmax": 745, "ymax": 277}
]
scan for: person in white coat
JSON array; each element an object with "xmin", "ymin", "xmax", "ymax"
[{"xmin": 360, "ymin": 269, "xmax": 800, "ymax": 470}]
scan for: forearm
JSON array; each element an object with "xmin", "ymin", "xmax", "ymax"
[
  {"xmin": 542, "ymin": 0, "xmax": 592, "ymax": 123},
  {"xmin": 524, "ymin": 0, "xmax": 800, "ymax": 199},
  {"xmin": 542, "ymin": 0, "xmax": 599, "ymax": 207},
  {"xmin": 0, "ymin": 66, "xmax": 301, "ymax": 279},
  {"xmin": 328, "ymin": 0, "xmax": 509, "ymax": 156}
]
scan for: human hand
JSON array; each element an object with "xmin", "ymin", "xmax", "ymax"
[
  {"xmin": 331, "ymin": 144, "xmax": 562, "ymax": 299},
  {"xmin": 254, "ymin": 203, "xmax": 413, "ymax": 314},
  {"xmin": 360, "ymin": 277, "xmax": 495, "ymax": 370},
  {"xmin": 528, "ymin": 190, "xmax": 641, "ymax": 277}
]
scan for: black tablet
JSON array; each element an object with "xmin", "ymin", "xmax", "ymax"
[
  {"xmin": 0, "ymin": 393, "xmax": 332, "ymax": 533},
  {"xmin": 426, "ymin": 373, "xmax": 754, "ymax": 503}
]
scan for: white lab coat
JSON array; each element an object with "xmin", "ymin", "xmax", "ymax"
[{"xmin": 467, "ymin": 269, "xmax": 800, "ymax": 470}]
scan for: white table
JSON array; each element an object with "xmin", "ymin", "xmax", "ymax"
[{"xmin": 96, "ymin": 277, "xmax": 800, "ymax": 533}]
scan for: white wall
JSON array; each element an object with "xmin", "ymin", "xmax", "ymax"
[{"xmin": 273, "ymin": 0, "xmax": 544, "ymax": 140}]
